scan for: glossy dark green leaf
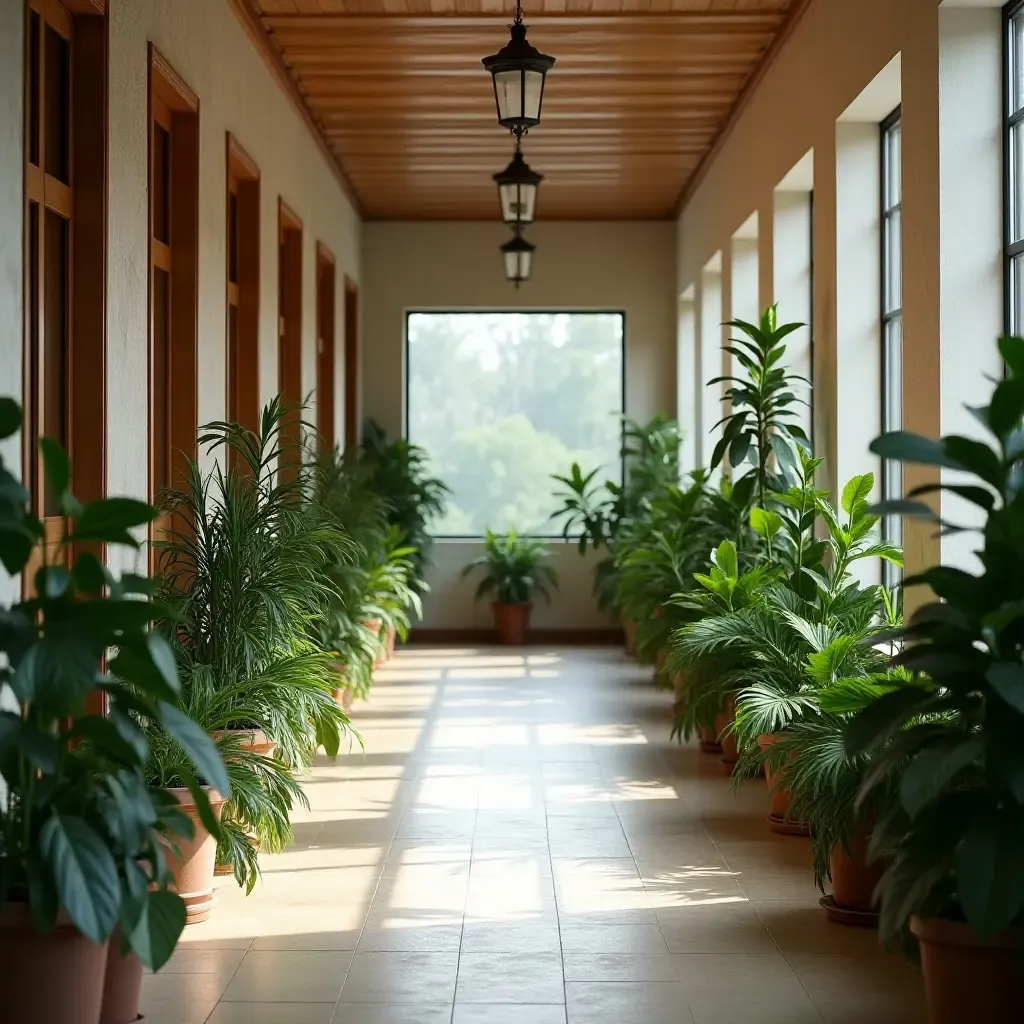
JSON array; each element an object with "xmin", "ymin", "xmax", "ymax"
[
  {"xmin": 16, "ymin": 723, "xmax": 61, "ymax": 774},
  {"xmin": 147, "ymin": 633, "xmax": 180, "ymax": 694},
  {"xmin": 999, "ymin": 334, "xmax": 1024, "ymax": 379},
  {"xmin": 986, "ymin": 663, "xmax": 1024, "ymax": 713},
  {"xmin": 845, "ymin": 687, "xmax": 938, "ymax": 756},
  {"xmin": 900, "ymin": 736, "xmax": 984, "ymax": 819},
  {"xmin": 0, "ymin": 398, "xmax": 22, "ymax": 440},
  {"xmin": 987, "ymin": 378, "xmax": 1024, "ymax": 439},
  {"xmin": 127, "ymin": 890, "xmax": 186, "ymax": 971},
  {"xmin": 944, "ymin": 436, "xmax": 1005, "ymax": 490},
  {"xmin": 39, "ymin": 437, "xmax": 70, "ymax": 501},
  {"xmin": 158, "ymin": 701, "xmax": 230, "ymax": 798},
  {"xmin": 869, "ymin": 431, "xmax": 961, "ymax": 470},
  {"xmin": 0, "ymin": 525, "xmax": 36, "ymax": 575},
  {"xmin": 40, "ymin": 813, "xmax": 120, "ymax": 943},
  {"xmin": 956, "ymin": 812, "xmax": 1024, "ymax": 940}
]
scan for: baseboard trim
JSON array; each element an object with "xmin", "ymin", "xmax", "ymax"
[{"xmin": 408, "ymin": 628, "xmax": 625, "ymax": 646}]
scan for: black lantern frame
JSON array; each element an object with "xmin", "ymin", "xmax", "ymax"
[
  {"xmin": 501, "ymin": 229, "xmax": 535, "ymax": 288},
  {"xmin": 493, "ymin": 143, "xmax": 543, "ymax": 226},
  {"xmin": 481, "ymin": 4, "xmax": 555, "ymax": 137}
]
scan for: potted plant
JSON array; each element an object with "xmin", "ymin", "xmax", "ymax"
[
  {"xmin": 462, "ymin": 529, "xmax": 558, "ymax": 645},
  {"xmin": 847, "ymin": 334, "xmax": 1024, "ymax": 1021},
  {"xmin": 155, "ymin": 400, "xmax": 355, "ymax": 892},
  {"xmin": 0, "ymin": 399, "xmax": 230, "ymax": 1024}
]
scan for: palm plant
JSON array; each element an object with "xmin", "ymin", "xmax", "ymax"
[
  {"xmin": 154, "ymin": 399, "xmax": 355, "ymax": 890},
  {"xmin": 358, "ymin": 419, "xmax": 448, "ymax": 578},
  {"xmin": 463, "ymin": 529, "xmax": 559, "ymax": 606}
]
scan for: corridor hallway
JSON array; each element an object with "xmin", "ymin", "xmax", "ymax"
[{"xmin": 143, "ymin": 647, "xmax": 927, "ymax": 1024}]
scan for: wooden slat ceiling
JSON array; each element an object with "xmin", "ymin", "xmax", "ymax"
[{"xmin": 245, "ymin": 0, "xmax": 797, "ymax": 220}]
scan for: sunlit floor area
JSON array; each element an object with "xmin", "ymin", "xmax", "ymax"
[{"xmin": 142, "ymin": 646, "xmax": 927, "ymax": 1024}]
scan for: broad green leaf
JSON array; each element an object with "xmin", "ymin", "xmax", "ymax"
[
  {"xmin": 0, "ymin": 398, "xmax": 21, "ymax": 440},
  {"xmin": 944, "ymin": 436, "xmax": 1005, "ymax": 490},
  {"xmin": 987, "ymin": 663, "xmax": 1024, "ymax": 714},
  {"xmin": 841, "ymin": 474, "xmax": 874, "ymax": 516},
  {"xmin": 127, "ymin": 890, "xmax": 187, "ymax": 971},
  {"xmin": 869, "ymin": 431, "xmax": 961, "ymax": 470},
  {"xmin": 845, "ymin": 687, "xmax": 938, "ymax": 756},
  {"xmin": 750, "ymin": 506, "xmax": 783, "ymax": 539},
  {"xmin": 40, "ymin": 813, "xmax": 120, "ymax": 943},
  {"xmin": 711, "ymin": 540, "xmax": 738, "ymax": 581},
  {"xmin": 900, "ymin": 736, "xmax": 984, "ymax": 819},
  {"xmin": 157, "ymin": 701, "xmax": 230, "ymax": 798},
  {"xmin": 988, "ymin": 377, "xmax": 1024, "ymax": 439},
  {"xmin": 147, "ymin": 633, "xmax": 180, "ymax": 694},
  {"xmin": 956, "ymin": 812, "xmax": 1024, "ymax": 940},
  {"xmin": 999, "ymin": 334, "xmax": 1024, "ymax": 379},
  {"xmin": 38, "ymin": 437, "xmax": 70, "ymax": 501},
  {"xmin": 0, "ymin": 525, "xmax": 36, "ymax": 576}
]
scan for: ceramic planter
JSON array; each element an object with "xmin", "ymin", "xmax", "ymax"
[
  {"xmin": 718, "ymin": 697, "xmax": 739, "ymax": 768},
  {"xmin": 911, "ymin": 916, "xmax": 1024, "ymax": 1023},
  {"xmin": 624, "ymin": 619, "xmax": 636, "ymax": 656},
  {"xmin": 699, "ymin": 724, "xmax": 722, "ymax": 755},
  {"xmin": 100, "ymin": 931, "xmax": 144, "ymax": 1024},
  {"xmin": 493, "ymin": 601, "xmax": 531, "ymax": 645},
  {"xmin": 821, "ymin": 833, "xmax": 883, "ymax": 927},
  {"xmin": 0, "ymin": 903, "xmax": 109, "ymax": 1024},
  {"xmin": 758, "ymin": 733, "xmax": 809, "ymax": 836},
  {"xmin": 165, "ymin": 786, "xmax": 227, "ymax": 925},
  {"xmin": 386, "ymin": 625, "xmax": 397, "ymax": 660}
]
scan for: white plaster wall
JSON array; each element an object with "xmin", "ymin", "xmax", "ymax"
[
  {"xmin": 938, "ymin": 5, "xmax": 1003, "ymax": 571},
  {"xmin": 107, "ymin": 0, "xmax": 361, "ymax": 508},
  {"xmin": 676, "ymin": 0, "xmax": 946, "ymax": 583},
  {"xmin": 360, "ymin": 220, "xmax": 677, "ymax": 630}
]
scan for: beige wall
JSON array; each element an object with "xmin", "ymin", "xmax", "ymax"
[
  {"xmin": 106, "ymin": 0, "xmax": 361, "ymax": 511},
  {"xmin": 361, "ymin": 220, "xmax": 677, "ymax": 629},
  {"xmin": 676, "ymin": 0, "xmax": 1003, "ymax": 584}
]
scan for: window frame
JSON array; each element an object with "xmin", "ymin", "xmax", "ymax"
[
  {"xmin": 315, "ymin": 242, "xmax": 336, "ymax": 454},
  {"xmin": 225, "ymin": 132, "xmax": 260, "ymax": 436},
  {"xmin": 403, "ymin": 308, "xmax": 628, "ymax": 541},
  {"xmin": 147, "ymin": 45, "xmax": 199, "ymax": 566},
  {"xmin": 880, "ymin": 104, "xmax": 903, "ymax": 588},
  {"xmin": 1005, "ymin": 1, "xmax": 1024, "ymax": 334},
  {"xmin": 22, "ymin": 0, "xmax": 108, "ymax": 574}
]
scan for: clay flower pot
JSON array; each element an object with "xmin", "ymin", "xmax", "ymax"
[
  {"xmin": 911, "ymin": 916, "xmax": 1024, "ymax": 1023},
  {"xmin": 165, "ymin": 786, "xmax": 227, "ymax": 925},
  {"xmin": 100, "ymin": 931, "xmax": 144, "ymax": 1024},
  {"xmin": 624, "ymin": 619, "xmax": 637, "ymax": 655},
  {"xmin": 758, "ymin": 733, "xmax": 809, "ymax": 836},
  {"xmin": 0, "ymin": 903, "xmax": 109, "ymax": 1024},
  {"xmin": 493, "ymin": 601, "xmax": 531, "ymax": 645},
  {"xmin": 699, "ymin": 724, "xmax": 722, "ymax": 755},
  {"xmin": 211, "ymin": 727, "xmax": 277, "ymax": 758},
  {"xmin": 821, "ymin": 833, "xmax": 884, "ymax": 926},
  {"xmin": 386, "ymin": 625, "xmax": 397, "ymax": 660},
  {"xmin": 719, "ymin": 697, "xmax": 739, "ymax": 767}
]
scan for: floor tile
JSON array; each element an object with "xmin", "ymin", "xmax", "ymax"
[
  {"xmin": 565, "ymin": 981, "xmax": 694, "ymax": 1024},
  {"xmin": 562, "ymin": 952, "xmax": 679, "ymax": 983},
  {"xmin": 656, "ymin": 902, "xmax": 777, "ymax": 954},
  {"xmin": 460, "ymin": 917, "xmax": 563, "ymax": 952},
  {"xmin": 559, "ymin": 922, "xmax": 669, "ymax": 954},
  {"xmin": 339, "ymin": 951, "xmax": 459, "ymax": 1004},
  {"xmin": 456, "ymin": 951, "xmax": 564, "ymax": 1004},
  {"xmin": 332, "ymin": 1004, "xmax": 455, "ymax": 1024},
  {"xmin": 220, "ymin": 950, "xmax": 353, "ymax": 1002},
  {"xmin": 207, "ymin": 1003, "xmax": 337, "ymax": 1024},
  {"xmin": 453, "ymin": 1004, "xmax": 567, "ymax": 1024}
]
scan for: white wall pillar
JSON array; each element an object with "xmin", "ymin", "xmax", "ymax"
[
  {"xmin": 774, "ymin": 189, "xmax": 813, "ymax": 441},
  {"xmin": 677, "ymin": 288, "xmax": 698, "ymax": 474},
  {"xmin": 731, "ymin": 231, "xmax": 760, "ymax": 325},
  {"xmin": 834, "ymin": 120, "xmax": 883, "ymax": 504},
  {"xmin": 700, "ymin": 260, "xmax": 724, "ymax": 472},
  {"xmin": 938, "ymin": 5, "xmax": 1003, "ymax": 571}
]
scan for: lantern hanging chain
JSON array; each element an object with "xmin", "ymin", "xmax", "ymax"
[{"xmin": 514, "ymin": 0, "xmax": 524, "ymax": 25}]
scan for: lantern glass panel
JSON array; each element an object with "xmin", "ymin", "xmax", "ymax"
[
  {"xmin": 499, "ymin": 181, "xmax": 537, "ymax": 225},
  {"xmin": 494, "ymin": 69, "xmax": 523, "ymax": 124},
  {"xmin": 523, "ymin": 70, "xmax": 544, "ymax": 122}
]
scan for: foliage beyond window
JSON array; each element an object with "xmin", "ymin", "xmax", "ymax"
[{"xmin": 407, "ymin": 312, "xmax": 624, "ymax": 536}]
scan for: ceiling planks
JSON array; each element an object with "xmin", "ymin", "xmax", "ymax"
[{"xmin": 243, "ymin": 0, "xmax": 796, "ymax": 219}]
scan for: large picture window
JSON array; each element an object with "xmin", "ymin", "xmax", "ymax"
[
  {"xmin": 406, "ymin": 311, "xmax": 625, "ymax": 537},
  {"xmin": 1007, "ymin": 2, "xmax": 1024, "ymax": 333},
  {"xmin": 881, "ymin": 106, "xmax": 903, "ymax": 587}
]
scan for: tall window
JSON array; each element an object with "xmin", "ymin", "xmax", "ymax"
[
  {"xmin": 277, "ymin": 201, "xmax": 303, "ymax": 472},
  {"xmin": 148, "ymin": 48, "xmax": 199, "ymax": 556},
  {"xmin": 881, "ymin": 107, "xmax": 903, "ymax": 586},
  {"xmin": 23, "ymin": 0, "xmax": 106, "ymax": 541},
  {"xmin": 406, "ymin": 312, "xmax": 625, "ymax": 537},
  {"xmin": 226, "ymin": 134, "xmax": 260, "ymax": 435},
  {"xmin": 1007, "ymin": 2, "xmax": 1024, "ymax": 333}
]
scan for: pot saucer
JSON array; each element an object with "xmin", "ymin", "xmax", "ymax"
[
  {"xmin": 768, "ymin": 813, "xmax": 810, "ymax": 837},
  {"xmin": 820, "ymin": 895, "xmax": 879, "ymax": 928}
]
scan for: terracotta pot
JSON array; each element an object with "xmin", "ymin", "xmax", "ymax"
[
  {"xmin": 0, "ymin": 903, "xmax": 109, "ymax": 1024},
  {"xmin": 165, "ymin": 786, "xmax": 227, "ymax": 925},
  {"xmin": 758, "ymin": 733, "xmax": 794, "ymax": 819},
  {"xmin": 699, "ymin": 724, "xmax": 722, "ymax": 755},
  {"xmin": 211, "ymin": 727, "xmax": 277, "ymax": 758},
  {"xmin": 911, "ymin": 916, "xmax": 1024, "ymax": 1023},
  {"xmin": 493, "ymin": 601, "xmax": 531, "ymax": 645},
  {"xmin": 386, "ymin": 625, "xmax": 397, "ymax": 660},
  {"xmin": 100, "ymin": 930, "xmax": 144, "ymax": 1024},
  {"xmin": 719, "ymin": 698, "xmax": 739, "ymax": 767},
  {"xmin": 624, "ymin": 619, "xmax": 637, "ymax": 655},
  {"xmin": 829, "ymin": 833, "xmax": 883, "ymax": 914}
]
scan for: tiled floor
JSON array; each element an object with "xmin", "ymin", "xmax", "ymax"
[{"xmin": 144, "ymin": 646, "xmax": 928, "ymax": 1024}]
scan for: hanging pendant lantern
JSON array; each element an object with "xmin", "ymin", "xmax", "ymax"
[
  {"xmin": 482, "ymin": 4, "xmax": 555, "ymax": 137},
  {"xmin": 501, "ymin": 230, "xmax": 535, "ymax": 288},
  {"xmin": 493, "ymin": 143, "xmax": 543, "ymax": 226}
]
